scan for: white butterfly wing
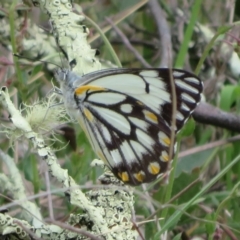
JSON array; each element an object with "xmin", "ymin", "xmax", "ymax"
[{"xmin": 62, "ymin": 68, "xmax": 203, "ymax": 185}]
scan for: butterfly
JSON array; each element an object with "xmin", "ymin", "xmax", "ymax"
[{"xmin": 55, "ymin": 68, "xmax": 203, "ymax": 185}]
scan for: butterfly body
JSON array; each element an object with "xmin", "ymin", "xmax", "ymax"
[{"xmin": 55, "ymin": 68, "xmax": 203, "ymax": 185}]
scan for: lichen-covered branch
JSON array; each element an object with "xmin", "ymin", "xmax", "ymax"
[
  {"xmin": 0, "ymin": 87, "xmax": 135, "ymax": 239},
  {"xmin": 34, "ymin": 0, "xmax": 101, "ymax": 76},
  {"xmin": 0, "ymin": 150, "xmax": 43, "ymax": 228}
]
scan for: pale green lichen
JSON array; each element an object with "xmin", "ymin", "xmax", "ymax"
[
  {"xmin": 0, "ymin": 150, "xmax": 43, "ymax": 228},
  {"xmin": 0, "ymin": 93, "xmax": 68, "ymax": 144},
  {"xmin": 35, "ymin": 0, "xmax": 101, "ymax": 76},
  {"xmin": 24, "ymin": 93, "xmax": 68, "ymax": 133}
]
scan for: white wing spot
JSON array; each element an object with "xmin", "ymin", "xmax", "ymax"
[
  {"xmin": 136, "ymin": 129, "xmax": 154, "ymax": 151},
  {"xmin": 158, "ymin": 132, "xmax": 171, "ymax": 147},
  {"xmin": 175, "ymin": 79, "xmax": 199, "ymax": 94},
  {"xmin": 120, "ymin": 104, "xmax": 133, "ymax": 114},
  {"xmin": 173, "ymin": 71, "xmax": 185, "ymax": 77},
  {"xmin": 139, "ymin": 94, "xmax": 167, "ymax": 112},
  {"xmin": 88, "ymin": 92, "xmax": 126, "ymax": 105},
  {"xmin": 163, "ymin": 120, "xmax": 170, "ymax": 128},
  {"xmin": 91, "ymin": 106, "xmax": 131, "ymax": 135},
  {"xmin": 185, "ymin": 77, "xmax": 200, "ymax": 85},
  {"xmin": 128, "ymin": 117, "xmax": 149, "ymax": 131},
  {"xmin": 144, "ymin": 76, "xmax": 167, "ymax": 90},
  {"xmin": 139, "ymin": 70, "xmax": 159, "ymax": 77},
  {"xmin": 182, "ymin": 93, "xmax": 197, "ymax": 104},
  {"xmin": 110, "ymin": 149, "xmax": 123, "ymax": 165},
  {"xmin": 101, "ymin": 125, "xmax": 112, "ymax": 143},
  {"xmin": 120, "ymin": 141, "xmax": 136, "ymax": 164},
  {"xmin": 160, "ymin": 151, "xmax": 169, "ymax": 162},
  {"xmin": 130, "ymin": 140, "xmax": 147, "ymax": 158},
  {"xmin": 143, "ymin": 110, "xmax": 158, "ymax": 123},
  {"xmin": 148, "ymin": 162, "xmax": 160, "ymax": 175},
  {"xmin": 181, "ymin": 102, "xmax": 190, "ymax": 111},
  {"xmin": 176, "ymin": 111, "xmax": 185, "ymax": 121}
]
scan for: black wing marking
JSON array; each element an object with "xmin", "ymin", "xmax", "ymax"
[{"xmin": 73, "ymin": 69, "xmax": 202, "ymax": 185}]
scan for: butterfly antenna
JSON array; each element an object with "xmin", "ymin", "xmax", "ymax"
[{"xmin": 13, "ymin": 53, "xmax": 62, "ymax": 69}]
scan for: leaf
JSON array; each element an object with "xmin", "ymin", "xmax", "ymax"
[
  {"xmin": 180, "ymin": 118, "xmax": 196, "ymax": 137},
  {"xmin": 172, "ymin": 172, "xmax": 202, "ymax": 204},
  {"xmin": 175, "ymin": 149, "xmax": 213, "ymax": 177},
  {"xmin": 172, "ymin": 233, "xmax": 182, "ymax": 240},
  {"xmin": 220, "ymin": 85, "xmax": 240, "ymax": 111}
]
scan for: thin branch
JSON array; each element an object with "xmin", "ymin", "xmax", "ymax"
[
  {"xmin": 111, "ymin": 38, "xmax": 157, "ymax": 49},
  {"xmin": 106, "ymin": 18, "xmax": 151, "ymax": 68},
  {"xmin": 179, "ymin": 135, "xmax": 240, "ymax": 158},
  {"xmin": 45, "ymin": 171, "xmax": 54, "ymax": 221},
  {"xmin": 193, "ymin": 102, "xmax": 240, "ymax": 133},
  {"xmin": 50, "ymin": 220, "xmax": 103, "ymax": 240},
  {"xmin": 148, "ymin": 0, "xmax": 172, "ymax": 67}
]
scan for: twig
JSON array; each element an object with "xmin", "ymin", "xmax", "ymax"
[
  {"xmin": 50, "ymin": 220, "xmax": 103, "ymax": 240},
  {"xmin": 179, "ymin": 135, "xmax": 240, "ymax": 158},
  {"xmin": 45, "ymin": 171, "xmax": 54, "ymax": 221},
  {"xmin": 193, "ymin": 102, "xmax": 240, "ymax": 133},
  {"xmin": 106, "ymin": 17, "xmax": 151, "ymax": 68},
  {"xmin": 111, "ymin": 38, "xmax": 157, "ymax": 49},
  {"xmin": 148, "ymin": 0, "xmax": 172, "ymax": 67}
]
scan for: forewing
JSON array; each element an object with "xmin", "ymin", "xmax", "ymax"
[{"xmin": 73, "ymin": 69, "xmax": 202, "ymax": 185}]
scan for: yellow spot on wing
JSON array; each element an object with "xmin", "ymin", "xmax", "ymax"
[
  {"xmin": 163, "ymin": 137, "xmax": 170, "ymax": 146},
  {"xmin": 83, "ymin": 108, "xmax": 94, "ymax": 121},
  {"xmin": 75, "ymin": 85, "xmax": 105, "ymax": 95},
  {"xmin": 158, "ymin": 132, "xmax": 171, "ymax": 146},
  {"xmin": 148, "ymin": 162, "xmax": 160, "ymax": 175},
  {"xmin": 160, "ymin": 151, "xmax": 169, "ymax": 162},
  {"xmin": 118, "ymin": 172, "xmax": 129, "ymax": 182},
  {"xmin": 144, "ymin": 110, "xmax": 158, "ymax": 123},
  {"xmin": 134, "ymin": 171, "xmax": 145, "ymax": 182}
]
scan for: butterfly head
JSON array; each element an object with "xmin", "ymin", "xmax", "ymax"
[
  {"xmin": 54, "ymin": 68, "xmax": 82, "ymax": 119},
  {"xmin": 54, "ymin": 68, "xmax": 78, "ymax": 88},
  {"xmin": 54, "ymin": 68, "xmax": 86, "ymax": 89}
]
